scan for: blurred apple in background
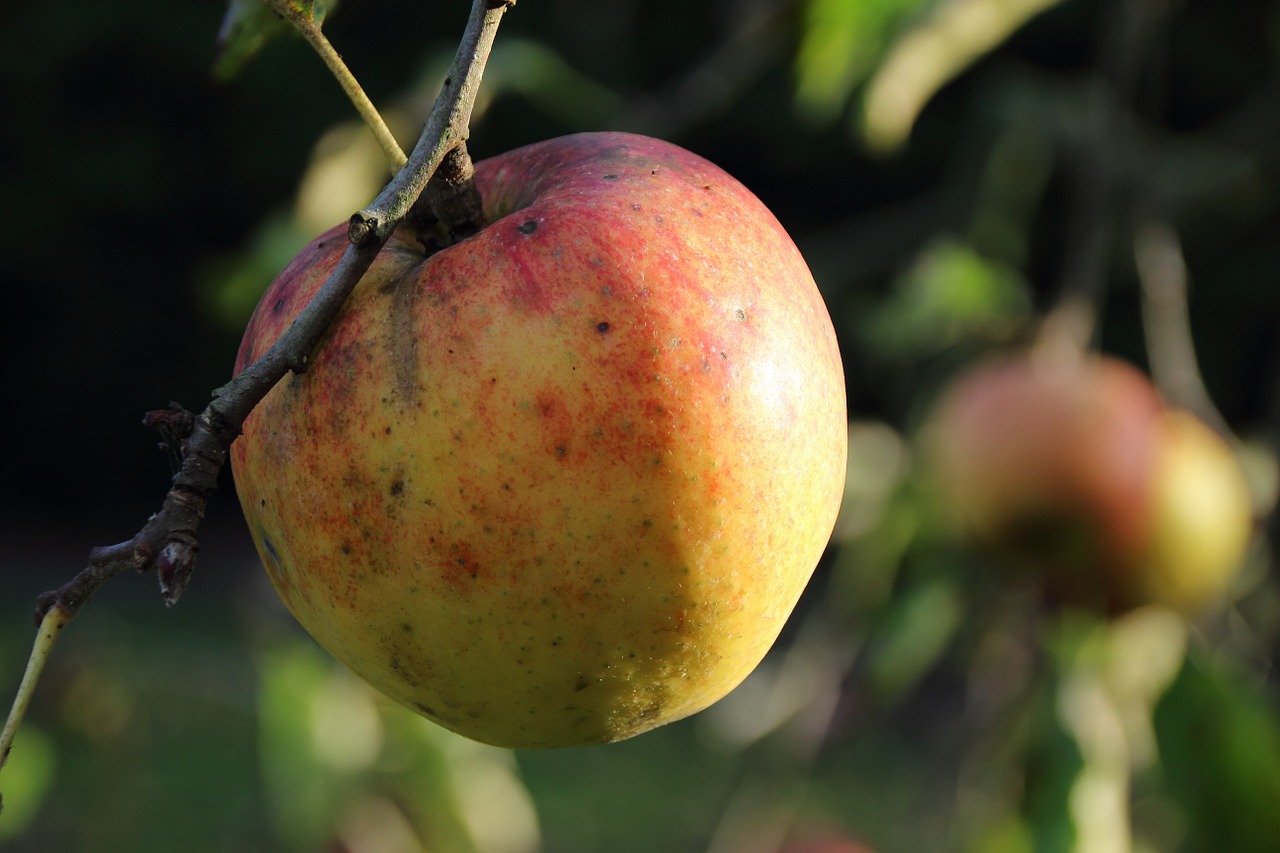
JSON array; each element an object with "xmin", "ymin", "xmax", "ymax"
[
  {"xmin": 230, "ymin": 132, "xmax": 848, "ymax": 748},
  {"xmin": 923, "ymin": 350, "xmax": 1252, "ymax": 614}
]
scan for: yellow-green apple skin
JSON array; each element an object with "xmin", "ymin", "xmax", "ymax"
[
  {"xmin": 1131, "ymin": 410, "xmax": 1253, "ymax": 612},
  {"xmin": 925, "ymin": 351, "xmax": 1251, "ymax": 613},
  {"xmin": 230, "ymin": 132, "xmax": 848, "ymax": 748}
]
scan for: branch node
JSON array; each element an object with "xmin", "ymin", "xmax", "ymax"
[
  {"xmin": 157, "ymin": 535, "xmax": 199, "ymax": 607},
  {"xmin": 32, "ymin": 593, "xmax": 61, "ymax": 629},
  {"xmin": 348, "ymin": 212, "xmax": 383, "ymax": 247},
  {"xmin": 143, "ymin": 403, "xmax": 196, "ymax": 474}
]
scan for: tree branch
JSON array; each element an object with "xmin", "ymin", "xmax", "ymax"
[{"xmin": 1, "ymin": 0, "xmax": 514, "ymax": 789}]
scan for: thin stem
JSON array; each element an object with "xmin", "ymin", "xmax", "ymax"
[
  {"xmin": 1134, "ymin": 219, "xmax": 1230, "ymax": 436},
  {"xmin": 1, "ymin": 607, "xmax": 70, "ymax": 776},
  {"xmin": 265, "ymin": 0, "xmax": 408, "ymax": 170}
]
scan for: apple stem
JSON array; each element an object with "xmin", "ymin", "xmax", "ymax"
[
  {"xmin": 408, "ymin": 141, "xmax": 487, "ymax": 247},
  {"xmin": 0, "ymin": 0, "xmax": 514, "ymax": 798},
  {"xmin": 264, "ymin": 0, "xmax": 408, "ymax": 172}
]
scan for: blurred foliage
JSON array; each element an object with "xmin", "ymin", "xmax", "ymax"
[{"xmin": 3, "ymin": 0, "xmax": 1280, "ymax": 851}]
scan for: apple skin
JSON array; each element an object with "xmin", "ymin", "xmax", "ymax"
[
  {"xmin": 1132, "ymin": 410, "xmax": 1253, "ymax": 612},
  {"xmin": 925, "ymin": 352, "xmax": 1250, "ymax": 613},
  {"xmin": 230, "ymin": 132, "xmax": 847, "ymax": 748}
]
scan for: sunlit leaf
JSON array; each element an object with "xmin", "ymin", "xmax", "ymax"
[
  {"xmin": 793, "ymin": 0, "xmax": 928, "ymax": 126},
  {"xmin": 861, "ymin": 0, "xmax": 1068, "ymax": 150}
]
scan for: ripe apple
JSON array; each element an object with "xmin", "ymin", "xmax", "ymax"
[
  {"xmin": 924, "ymin": 351, "xmax": 1251, "ymax": 613},
  {"xmin": 230, "ymin": 132, "xmax": 847, "ymax": 748}
]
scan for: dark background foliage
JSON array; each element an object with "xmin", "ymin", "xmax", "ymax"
[{"xmin": 2, "ymin": 1, "xmax": 1278, "ymax": 850}]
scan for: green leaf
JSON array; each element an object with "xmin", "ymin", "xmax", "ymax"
[
  {"xmin": 865, "ymin": 572, "xmax": 964, "ymax": 700},
  {"xmin": 0, "ymin": 725, "xmax": 56, "ymax": 842},
  {"xmin": 793, "ymin": 0, "xmax": 928, "ymax": 126},
  {"xmin": 213, "ymin": 0, "xmax": 334, "ymax": 81},
  {"xmin": 860, "ymin": 237, "xmax": 1030, "ymax": 358},
  {"xmin": 1153, "ymin": 654, "xmax": 1280, "ymax": 853}
]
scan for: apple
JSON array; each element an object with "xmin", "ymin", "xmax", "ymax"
[
  {"xmin": 230, "ymin": 132, "xmax": 847, "ymax": 748},
  {"xmin": 924, "ymin": 351, "xmax": 1251, "ymax": 613}
]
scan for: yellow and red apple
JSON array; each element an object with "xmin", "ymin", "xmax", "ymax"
[
  {"xmin": 924, "ymin": 351, "xmax": 1251, "ymax": 613},
  {"xmin": 230, "ymin": 132, "xmax": 847, "ymax": 748}
]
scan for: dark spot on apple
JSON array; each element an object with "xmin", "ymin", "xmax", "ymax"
[
  {"xmin": 259, "ymin": 499, "xmax": 266, "ymax": 508},
  {"xmin": 414, "ymin": 702, "xmax": 437, "ymax": 716},
  {"xmin": 603, "ymin": 173, "xmax": 618, "ymax": 180},
  {"xmin": 631, "ymin": 203, "xmax": 642, "ymax": 211},
  {"xmin": 401, "ymin": 622, "xmax": 413, "ymax": 633},
  {"xmin": 596, "ymin": 321, "xmax": 611, "ymax": 333},
  {"xmin": 734, "ymin": 308, "xmax": 746, "ymax": 321},
  {"xmin": 555, "ymin": 445, "xmax": 567, "ymax": 457},
  {"xmin": 650, "ymin": 168, "xmax": 659, "ymax": 176},
  {"xmin": 272, "ymin": 297, "xmax": 286, "ymax": 314},
  {"xmin": 517, "ymin": 219, "xmax": 538, "ymax": 235},
  {"xmin": 341, "ymin": 543, "xmax": 352, "ymax": 555},
  {"xmin": 390, "ymin": 478, "xmax": 405, "ymax": 497},
  {"xmin": 261, "ymin": 533, "xmax": 281, "ymax": 569},
  {"xmin": 384, "ymin": 426, "xmax": 393, "ymax": 435},
  {"xmin": 575, "ymin": 676, "xmax": 590, "ymax": 691}
]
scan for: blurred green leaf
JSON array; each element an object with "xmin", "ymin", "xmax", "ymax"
[
  {"xmin": 794, "ymin": 0, "xmax": 928, "ymax": 126},
  {"xmin": 257, "ymin": 642, "xmax": 344, "ymax": 852},
  {"xmin": 196, "ymin": 213, "xmax": 313, "ymax": 332},
  {"xmin": 214, "ymin": 0, "xmax": 334, "ymax": 81},
  {"xmin": 0, "ymin": 725, "xmax": 56, "ymax": 842},
  {"xmin": 866, "ymin": 572, "xmax": 964, "ymax": 700},
  {"xmin": 1021, "ymin": 688, "xmax": 1082, "ymax": 853},
  {"xmin": 1153, "ymin": 654, "xmax": 1280, "ymax": 853},
  {"xmin": 860, "ymin": 237, "xmax": 1031, "ymax": 358}
]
